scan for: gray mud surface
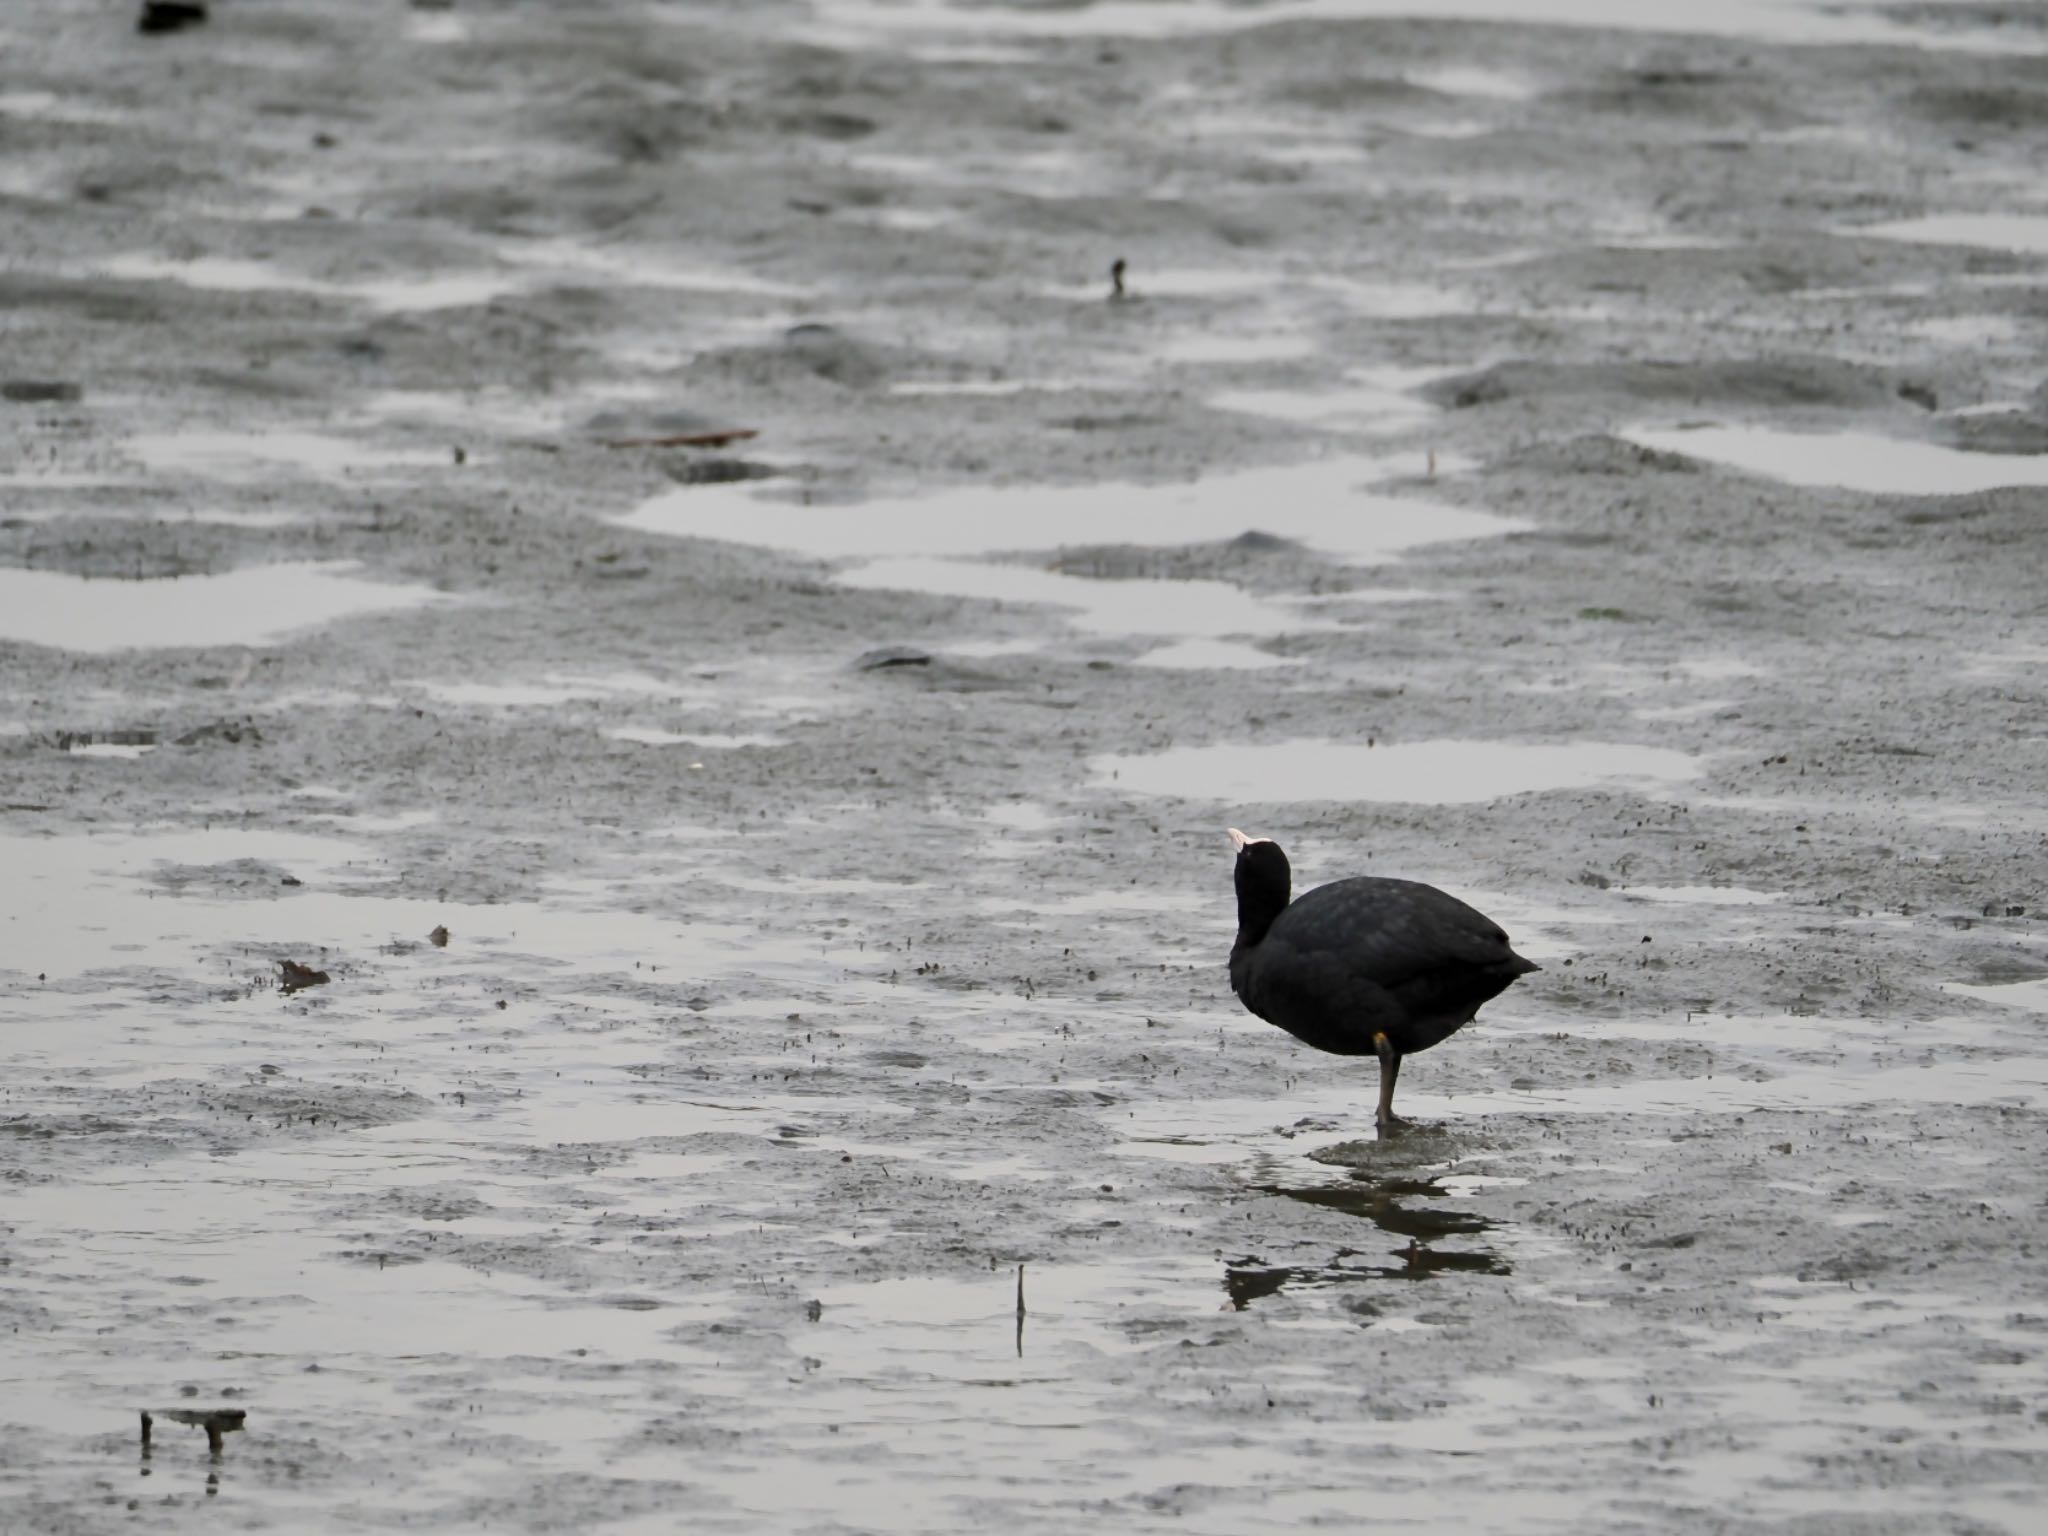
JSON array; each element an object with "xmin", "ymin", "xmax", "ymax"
[{"xmin": 3, "ymin": 1, "xmax": 2046, "ymax": 1531}]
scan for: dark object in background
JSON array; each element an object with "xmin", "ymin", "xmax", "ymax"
[
  {"xmin": 139, "ymin": 2, "xmax": 208, "ymax": 33},
  {"xmin": 855, "ymin": 645, "xmax": 932, "ymax": 671},
  {"xmin": 278, "ymin": 959, "xmax": 330, "ymax": 994},
  {"xmin": 1226, "ymin": 829, "xmax": 1539, "ymax": 1130},
  {"xmin": 659, "ymin": 456, "xmax": 775, "ymax": 487},
  {"xmin": 2, "ymin": 381, "xmax": 83, "ymax": 403},
  {"xmin": 140, "ymin": 1407, "xmax": 245, "ymax": 1457}
]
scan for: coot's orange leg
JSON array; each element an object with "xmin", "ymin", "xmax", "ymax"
[{"xmin": 1372, "ymin": 1031, "xmax": 1403, "ymax": 1131}]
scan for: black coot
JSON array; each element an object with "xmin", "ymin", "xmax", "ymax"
[{"xmin": 1227, "ymin": 828, "xmax": 1538, "ymax": 1129}]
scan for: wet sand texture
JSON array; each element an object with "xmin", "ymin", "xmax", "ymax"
[{"xmin": 3, "ymin": 1, "xmax": 2047, "ymax": 1531}]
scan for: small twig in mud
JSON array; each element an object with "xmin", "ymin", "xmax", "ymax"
[
  {"xmin": 600, "ymin": 429, "xmax": 760, "ymax": 450},
  {"xmin": 1015, "ymin": 1263, "xmax": 1027, "ymax": 1358}
]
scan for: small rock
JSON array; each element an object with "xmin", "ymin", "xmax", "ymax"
[
  {"xmin": 138, "ymin": 1, "xmax": 208, "ymax": 34},
  {"xmin": 1, "ymin": 381, "xmax": 83, "ymax": 404},
  {"xmin": 1229, "ymin": 529, "xmax": 1292, "ymax": 552},
  {"xmin": 662, "ymin": 458, "xmax": 774, "ymax": 487},
  {"xmin": 855, "ymin": 645, "xmax": 931, "ymax": 671}
]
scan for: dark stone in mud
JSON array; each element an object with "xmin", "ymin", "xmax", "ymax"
[
  {"xmin": 278, "ymin": 960, "xmax": 330, "ymax": 994},
  {"xmin": 173, "ymin": 718, "xmax": 261, "ymax": 747},
  {"xmin": 868, "ymin": 1049, "xmax": 928, "ymax": 1069},
  {"xmin": 1, "ymin": 381, "xmax": 82, "ymax": 403},
  {"xmin": 137, "ymin": 2, "xmax": 207, "ymax": 35},
  {"xmin": 1053, "ymin": 412, "xmax": 1161, "ymax": 433},
  {"xmin": 778, "ymin": 110, "xmax": 877, "ymax": 142},
  {"xmin": 1229, "ymin": 529, "xmax": 1295, "ymax": 552},
  {"xmin": 780, "ymin": 323, "xmax": 884, "ymax": 387},
  {"xmin": 660, "ymin": 457, "xmax": 775, "ymax": 487},
  {"xmin": 855, "ymin": 645, "xmax": 931, "ymax": 670}
]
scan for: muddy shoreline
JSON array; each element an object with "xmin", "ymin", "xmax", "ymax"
[{"xmin": 3, "ymin": 1, "xmax": 2046, "ymax": 1531}]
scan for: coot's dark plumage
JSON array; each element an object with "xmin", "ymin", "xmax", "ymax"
[{"xmin": 1227, "ymin": 828, "xmax": 1538, "ymax": 1129}]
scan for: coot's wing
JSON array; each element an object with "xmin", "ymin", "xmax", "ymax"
[{"xmin": 1271, "ymin": 876, "xmax": 1522, "ymax": 992}]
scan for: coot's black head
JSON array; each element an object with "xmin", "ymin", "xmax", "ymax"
[{"xmin": 1228, "ymin": 827, "xmax": 1292, "ymax": 943}]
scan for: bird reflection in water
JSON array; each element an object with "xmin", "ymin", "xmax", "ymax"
[{"xmin": 1222, "ymin": 1170, "xmax": 1510, "ymax": 1310}]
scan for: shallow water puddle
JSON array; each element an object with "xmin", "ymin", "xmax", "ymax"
[
  {"xmin": 1907, "ymin": 314, "xmax": 2026, "ymax": 349},
  {"xmin": 410, "ymin": 672, "xmax": 685, "ymax": 709},
  {"xmin": 1132, "ymin": 638, "xmax": 1298, "ymax": 670},
  {"xmin": 1945, "ymin": 976, "xmax": 2048, "ymax": 1012},
  {"xmin": 622, "ymin": 455, "xmax": 1523, "ymax": 564},
  {"xmin": 1847, "ymin": 213, "xmax": 2048, "ymax": 256},
  {"xmin": 1156, "ymin": 331, "xmax": 1318, "ymax": 365},
  {"xmin": 500, "ymin": 236, "xmax": 811, "ymax": 299},
  {"xmin": 608, "ymin": 727, "xmax": 786, "ymax": 748},
  {"xmin": 0, "ymin": 562, "xmax": 451, "ymax": 653},
  {"xmin": 814, "ymin": 1256, "xmax": 1220, "ymax": 1374},
  {"xmin": 1092, "ymin": 738, "xmax": 1702, "ymax": 804},
  {"xmin": 1623, "ymin": 423, "xmax": 2048, "ymax": 496},
  {"xmin": 94, "ymin": 252, "xmax": 525, "ymax": 313},
  {"xmin": 63, "ymin": 739, "xmax": 157, "ymax": 759},
  {"xmin": 0, "ymin": 1160, "xmax": 728, "ymax": 1520},
  {"xmin": 1431, "ymin": 1050, "xmax": 2047, "ymax": 1119},
  {"xmin": 887, "ymin": 377, "xmax": 1105, "ymax": 398},
  {"xmin": 799, "ymin": 0, "xmax": 2026, "ymax": 52},
  {"xmin": 1210, "ymin": 365, "xmax": 1447, "ymax": 435},
  {"xmin": 977, "ymin": 800, "xmax": 1064, "ymax": 860},
  {"xmin": 1620, "ymin": 883, "xmax": 1782, "ymax": 906},
  {"xmin": 359, "ymin": 1090, "xmax": 895, "ymax": 1154},
  {"xmin": 624, "ymin": 456, "xmax": 1517, "ymax": 652},
  {"xmin": 596, "ymin": 1257, "xmax": 1240, "ymax": 1528},
  {"xmin": 0, "ymin": 828, "xmax": 870, "ymax": 986},
  {"xmin": 1408, "ymin": 65, "xmax": 1537, "ymax": 100},
  {"xmin": 835, "ymin": 558, "xmax": 1324, "ymax": 638},
  {"xmin": 130, "ymin": 429, "xmax": 455, "ymax": 480},
  {"xmin": 1125, "ymin": 1000, "xmax": 2047, "ymax": 1137},
  {"xmin": 1048, "ymin": 266, "xmax": 1278, "ymax": 302},
  {"xmin": 4, "ymin": 1170, "xmax": 708, "ymax": 1361},
  {"xmin": 353, "ymin": 387, "xmax": 569, "ymax": 436}
]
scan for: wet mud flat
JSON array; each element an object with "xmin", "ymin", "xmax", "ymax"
[{"xmin": 2, "ymin": 0, "xmax": 2047, "ymax": 1531}]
